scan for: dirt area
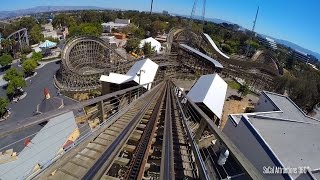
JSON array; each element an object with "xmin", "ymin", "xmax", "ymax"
[
  {"xmin": 220, "ymin": 87, "xmax": 259, "ymax": 130},
  {"xmin": 172, "ymin": 78, "xmax": 196, "ymax": 91}
]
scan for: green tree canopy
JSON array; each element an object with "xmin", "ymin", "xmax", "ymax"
[
  {"xmin": 30, "ymin": 25, "xmax": 44, "ymax": 44},
  {"xmin": 80, "ymin": 11, "xmax": 102, "ymax": 23},
  {"xmin": 133, "ymin": 28, "xmax": 146, "ymax": 39},
  {"xmin": 22, "ymin": 59, "xmax": 37, "ymax": 76},
  {"xmin": 0, "ymin": 97, "xmax": 9, "ymax": 116},
  {"xmin": 31, "ymin": 52, "xmax": 43, "ymax": 62},
  {"xmin": 125, "ymin": 38, "xmax": 141, "ymax": 53},
  {"xmin": 0, "ymin": 54, "xmax": 13, "ymax": 67},
  {"xmin": 247, "ymin": 40, "xmax": 260, "ymax": 49},
  {"xmin": 151, "ymin": 20, "xmax": 168, "ymax": 35},
  {"xmin": 15, "ymin": 17, "xmax": 37, "ymax": 31},
  {"xmin": 142, "ymin": 42, "xmax": 155, "ymax": 57},
  {"xmin": 3, "ymin": 68, "xmax": 23, "ymax": 81},
  {"xmin": 238, "ymin": 83, "xmax": 250, "ymax": 98},
  {"xmin": 69, "ymin": 23, "xmax": 103, "ymax": 37},
  {"xmin": 6, "ymin": 76, "xmax": 26, "ymax": 96},
  {"xmin": 52, "ymin": 14, "xmax": 76, "ymax": 28},
  {"xmin": 0, "ymin": 39, "xmax": 14, "ymax": 53},
  {"xmin": 221, "ymin": 44, "xmax": 233, "ymax": 54},
  {"xmin": 20, "ymin": 54, "xmax": 27, "ymax": 63}
]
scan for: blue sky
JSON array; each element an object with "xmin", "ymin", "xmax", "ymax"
[{"xmin": 1, "ymin": 0, "xmax": 319, "ymax": 53}]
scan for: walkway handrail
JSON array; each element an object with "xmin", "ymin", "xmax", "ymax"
[
  {"xmin": 170, "ymin": 80, "xmax": 264, "ymax": 180},
  {"xmin": 0, "ymin": 80, "xmax": 162, "ymax": 139}
]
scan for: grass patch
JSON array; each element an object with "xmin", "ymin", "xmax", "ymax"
[{"xmin": 227, "ymin": 80, "xmax": 241, "ymax": 90}]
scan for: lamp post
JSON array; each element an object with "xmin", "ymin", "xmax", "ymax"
[{"xmin": 136, "ymin": 69, "xmax": 146, "ymax": 97}]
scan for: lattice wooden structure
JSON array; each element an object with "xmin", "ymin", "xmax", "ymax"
[
  {"xmin": 57, "ymin": 32, "xmax": 224, "ymax": 92},
  {"xmin": 56, "ymin": 36, "xmax": 136, "ymax": 91}
]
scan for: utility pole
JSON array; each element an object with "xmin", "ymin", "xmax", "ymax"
[
  {"xmin": 150, "ymin": 0, "xmax": 154, "ymax": 14},
  {"xmin": 245, "ymin": 6, "xmax": 259, "ymax": 57},
  {"xmin": 188, "ymin": 0, "xmax": 206, "ymax": 47}
]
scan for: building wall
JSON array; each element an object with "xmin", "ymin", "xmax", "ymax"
[
  {"xmin": 115, "ymin": 19, "xmax": 130, "ymax": 24},
  {"xmin": 255, "ymin": 93, "xmax": 278, "ymax": 112},
  {"xmin": 223, "ymin": 116, "xmax": 286, "ymax": 180}
]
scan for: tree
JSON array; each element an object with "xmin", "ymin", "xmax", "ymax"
[
  {"xmin": 80, "ymin": 11, "xmax": 102, "ymax": 23},
  {"xmin": 142, "ymin": 42, "xmax": 155, "ymax": 57},
  {"xmin": 21, "ymin": 46, "xmax": 32, "ymax": 54},
  {"xmin": 3, "ymin": 68, "xmax": 23, "ymax": 81},
  {"xmin": 6, "ymin": 76, "xmax": 26, "ymax": 96},
  {"xmin": 151, "ymin": 20, "xmax": 167, "ymax": 35},
  {"xmin": 20, "ymin": 54, "xmax": 27, "ymax": 63},
  {"xmin": 30, "ymin": 25, "xmax": 44, "ymax": 44},
  {"xmin": 221, "ymin": 44, "xmax": 233, "ymax": 54},
  {"xmin": 125, "ymin": 38, "xmax": 141, "ymax": 53},
  {"xmin": 15, "ymin": 17, "xmax": 37, "ymax": 31},
  {"xmin": 0, "ymin": 97, "xmax": 9, "ymax": 116},
  {"xmin": 52, "ymin": 14, "xmax": 75, "ymax": 28},
  {"xmin": 69, "ymin": 23, "xmax": 103, "ymax": 37},
  {"xmin": 0, "ymin": 54, "xmax": 13, "ymax": 67},
  {"xmin": 204, "ymin": 23, "xmax": 216, "ymax": 35},
  {"xmin": 246, "ymin": 40, "xmax": 260, "ymax": 50},
  {"xmin": 31, "ymin": 52, "xmax": 43, "ymax": 62},
  {"xmin": 133, "ymin": 28, "xmax": 145, "ymax": 39},
  {"xmin": 238, "ymin": 83, "xmax": 250, "ymax": 98},
  {"xmin": 0, "ymin": 39, "xmax": 14, "ymax": 53},
  {"xmin": 22, "ymin": 59, "xmax": 37, "ymax": 76}
]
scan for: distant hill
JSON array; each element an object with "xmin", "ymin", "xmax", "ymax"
[
  {"xmin": 0, "ymin": 6, "xmax": 106, "ymax": 19},
  {"xmin": 2, "ymin": 6, "xmax": 319, "ymax": 60},
  {"xmin": 276, "ymin": 39, "xmax": 320, "ymax": 59},
  {"xmin": 174, "ymin": 14, "xmax": 233, "ymax": 25},
  {"xmin": 258, "ymin": 34, "xmax": 320, "ymax": 59}
]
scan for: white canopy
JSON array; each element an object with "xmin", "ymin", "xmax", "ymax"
[
  {"xmin": 187, "ymin": 74, "xmax": 228, "ymax": 119},
  {"xmin": 139, "ymin": 37, "xmax": 162, "ymax": 53},
  {"xmin": 39, "ymin": 40, "xmax": 57, "ymax": 49},
  {"xmin": 100, "ymin": 58, "xmax": 159, "ymax": 90}
]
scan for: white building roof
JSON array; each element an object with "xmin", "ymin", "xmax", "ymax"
[
  {"xmin": 0, "ymin": 111, "xmax": 77, "ymax": 179},
  {"xmin": 187, "ymin": 74, "xmax": 228, "ymax": 119},
  {"xmin": 114, "ymin": 19, "xmax": 130, "ymax": 24},
  {"xmin": 228, "ymin": 91, "xmax": 320, "ymax": 179},
  {"xmin": 99, "ymin": 73, "xmax": 131, "ymax": 84},
  {"xmin": 100, "ymin": 58, "xmax": 159, "ymax": 89},
  {"xmin": 101, "ymin": 22, "xmax": 128, "ymax": 28},
  {"xmin": 139, "ymin": 37, "xmax": 162, "ymax": 53}
]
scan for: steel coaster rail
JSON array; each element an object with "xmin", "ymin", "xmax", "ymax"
[
  {"xmin": 160, "ymin": 82, "xmax": 175, "ymax": 180},
  {"xmin": 29, "ymin": 82, "xmax": 164, "ymax": 179},
  {"xmin": 173, "ymin": 84, "xmax": 210, "ymax": 180},
  {"xmin": 170, "ymin": 80, "xmax": 264, "ymax": 180},
  {"xmin": 123, "ymin": 83, "xmax": 167, "ymax": 180},
  {"xmin": 83, "ymin": 83, "xmax": 165, "ymax": 180}
]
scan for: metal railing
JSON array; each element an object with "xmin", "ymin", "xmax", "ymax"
[
  {"xmin": 0, "ymin": 81, "xmax": 162, "ymax": 179},
  {"xmin": 170, "ymin": 81, "xmax": 264, "ymax": 180}
]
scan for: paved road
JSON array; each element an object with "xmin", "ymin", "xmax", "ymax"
[
  {"xmin": 0, "ymin": 61, "xmax": 79, "ymax": 152},
  {"xmin": 0, "ymin": 60, "xmax": 22, "ymax": 86},
  {"xmin": 0, "ymin": 61, "xmax": 76, "ymax": 121}
]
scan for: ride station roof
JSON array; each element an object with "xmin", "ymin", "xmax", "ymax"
[
  {"xmin": 187, "ymin": 74, "xmax": 228, "ymax": 119},
  {"xmin": 100, "ymin": 58, "xmax": 159, "ymax": 89},
  {"xmin": 0, "ymin": 111, "xmax": 77, "ymax": 179}
]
